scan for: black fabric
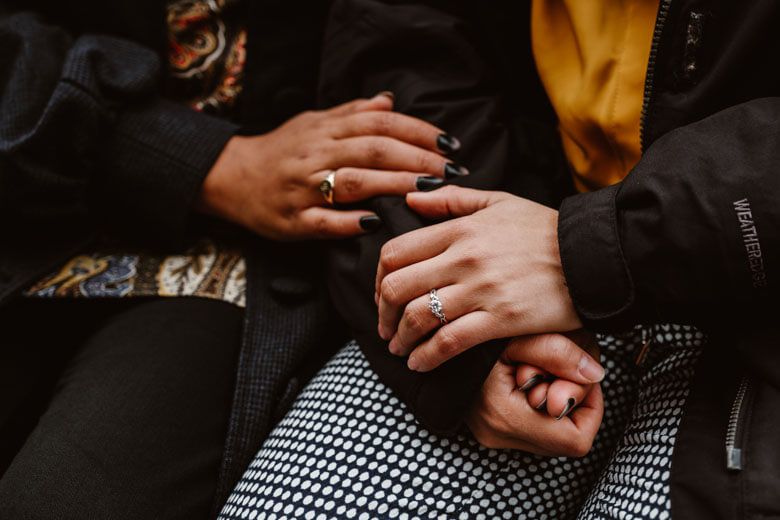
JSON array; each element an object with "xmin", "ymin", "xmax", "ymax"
[
  {"xmin": 0, "ymin": 0, "xmax": 337, "ymax": 509},
  {"xmin": 0, "ymin": 11, "xmax": 238, "ymax": 247},
  {"xmin": 320, "ymin": 0, "xmax": 571, "ymax": 435},
  {"xmin": 213, "ymin": 242, "xmax": 346, "ymax": 509},
  {"xmin": 559, "ymin": 100, "xmax": 780, "ymax": 334},
  {"xmin": 0, "ymin": 298, "xmax": 242, "ymax": 520}
]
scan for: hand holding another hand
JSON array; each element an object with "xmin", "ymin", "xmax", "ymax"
[{"xmin": 468, "ymin": 332, "xmax": 604, "ymax": 456}]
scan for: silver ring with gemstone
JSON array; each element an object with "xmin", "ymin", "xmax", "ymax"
[
  {"xmin": 319, "ymin": 170, "xmax": 337, "ymax": 206},
  {"xmin": 428, "ymin": 289, "xmax": 447, "ymax": 324}
]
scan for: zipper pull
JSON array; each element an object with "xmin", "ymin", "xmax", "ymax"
[
  {"xmin": 726, "ymin": 447, "xmax": 742, "ymax": 471},
  {"xmin": 725, "ymin": 377, "xmax": 751, "ymax": 472},
  {"xmin": 634, "ymin": 328, "xmax": 653, "ymax": 367}
]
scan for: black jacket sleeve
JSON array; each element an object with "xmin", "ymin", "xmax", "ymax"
[
  {"xmin": 558, "ymin": 98, "xmax": 780, "ymax": 334},
  {"xmin": 320, "ymin": 0, "xmax": 568, "ymax": 434},
  {"xmin": 0, "ymin": 10, "xmax": 238, "ymax": 244}
]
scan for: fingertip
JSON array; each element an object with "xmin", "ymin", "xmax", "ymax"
[
  {"xmin": 578, "ymin": 352, "xmax": 606, "ymax": 383},
  {"xmin": 367, "ymin": 91, "xmax": 394, "ymax": 110},
  {"xmin": 555, "ymin": 398, "xmax": 577, "ymax": 421},
  {"xmin": 516, "ymin": 365, "xmax": 546, "ymax": 391},
  {"xmin": 359, "ymin": 214, "xmax": 383, "ymax": 232},
  {"xmin": 526, "ymin": 382, "xmax": 549, "ymax": 409},
  {"xmin": 436, "ymin": 133, "xmax": 461, "ymax": 155},
  {"xmin": 388, "ymin": 337, "xmax": 402, "ymax": 356}
]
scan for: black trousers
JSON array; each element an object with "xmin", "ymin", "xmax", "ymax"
[{"xmin": 0, "ymin": 297, "xmax": 243, "ymax": 520}]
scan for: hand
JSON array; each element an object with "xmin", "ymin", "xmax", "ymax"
[
  {"xmin": 511, "ymin": 330, "xmax": 602, "ymax": 419},
  {"xmin": 467, "ymin": 333, "xmax": 604, "ymax": 456},
  {"xmin": 376, "ymin": 185, "xmax": 581, "ymax": 372},
  {"xmin": 198, "ymin": 94, "xmax": 466, "ymax": 240}
]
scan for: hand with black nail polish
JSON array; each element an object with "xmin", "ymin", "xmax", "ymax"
[
  {"xmin": 512, "ymin": 330, "xmax": 603, "ymax": 421},
  {"xmin": 466, "ymin": 332, "xmax": 604, "ymax": 458},
  {"xmin": 198, "ymin": 93, "xmax": 466, "ymax": 240}
]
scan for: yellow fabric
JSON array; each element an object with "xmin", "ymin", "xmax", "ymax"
[{"xmin": 531, "ymin": 0, "xmax": 660, "ymax": 191}]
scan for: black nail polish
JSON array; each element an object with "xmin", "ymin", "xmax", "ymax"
[
  {"xmin": 519, "ymin": 374, "xmax": 544, "ymax": 392},
  {"xmin": 359, "ymin": 215, "xmax": 382, "ymax": 232},
  {"xmin": 416, "ymin": 176, "xmax": 444, "ymax": 192},
  {"xmin": 437, "ymin": 134, "xmax": 461, "ymax": 154},
  {"xmin": 444, "ymin": 163, "xmax": 470, "ymax": 179},
  {"xmin": 535, "ymin": 397, "xmax": 548, "ymax": 411},
  {"xmin": 556, "ymin": 398, "xmax": 577, "ymax": 421}
]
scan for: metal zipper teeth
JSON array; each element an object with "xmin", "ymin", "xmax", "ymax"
[
  {"xmin": 640, "ymin": 0, "xmax": 673, "ymax": 153},
  {"xmin": 725, "ymin": 376, "xmax": 750, "ymax": 471}
]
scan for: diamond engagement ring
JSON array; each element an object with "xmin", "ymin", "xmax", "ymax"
[
  {"xmin": 428, "ymin": 289, "xmax": 447, "ymax": 324},
  {"xmin": 319, "ymin": 170, "xmax": 337, "ymax": 206}
]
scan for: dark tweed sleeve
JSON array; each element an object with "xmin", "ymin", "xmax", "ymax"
[{"xmin": 0, "ymin": 12, "xmax": 238, "ymax": 245}]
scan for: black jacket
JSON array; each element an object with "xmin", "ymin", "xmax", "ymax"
[
  {"xmin": 0, "ymin": 0, "xmax": 342, "ymax": 513},
  {"xmin": 321, "ymin": 1, "xmax": 780, "ymax": 518}
]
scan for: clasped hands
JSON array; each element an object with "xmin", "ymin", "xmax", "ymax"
[{"xmin": 375, "ymin": 186, "xmax": 605, "ymax": 457}]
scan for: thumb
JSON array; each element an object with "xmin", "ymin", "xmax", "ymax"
[
  {"xmin": 504, "ymin": 334, "xmax": 605, "ymax": 384},
  {"xmin": 406, "ymin": 185, "xmax": 505, "ymax": 219}
]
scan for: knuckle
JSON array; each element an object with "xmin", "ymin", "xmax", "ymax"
[
  {"xmin": 402, "ymin": 304, "xmax": 427, "ymax": 333},
  {"xmin": 452, "ymin": 219, "xmax": 478, "ymax": 240},
  {"xmin": 415, "ymin": 152, "xmax": 434, "ymax": 172},
  {"xmin": 455, "ymin": 247, "xmax": 480, "ymax": 270},
  {"xmin": 500, "ymin": 302, "xmax": 525, "ymax": 323},
  {"xmin": 298, "ymin": 110, "xmax": 318, "ymax": 123},
  {"xmin": 339, "ymin": 169, "xmax": 364, "ymax": 195},
  {"xmin": 379, "ymin": 242, "xmax": 400, "ymax": 271},
  {"xmin": 370, "ymin": 112, "xmax": 394, "ymax": 135},
  {"xmin": 545, "ymin": 335, "xmax": 577, "ymax": 368},
  {"xmin": 434, "ymin": 328, "xmax": 461, "ymax": 358},
  {"xmin": 380, "ymin": 275, "xmax": 403, "ymax": 305},
  {"xmin": 366, "ymin": 138, "xmax": 388, "ymax": 162},
  {"xmin": 311, "ymin": 214, "xmax": 330, "ymax": 236}
]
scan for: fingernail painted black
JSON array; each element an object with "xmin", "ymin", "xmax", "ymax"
[
  {"xmin": 444, "ymin": 163, "xmax": 469, "ymax": 179},
  {"xmin": 556, "ymin": 398, "xmax": 577, "ymax": 421},
  {"xmin": 520, "ymin": 374, "xmax": 544, "ymax": 392},
  {"xmin": 359, "ymin": 215, "xmax": 382, "ymax": 231},
  {"xmin": 437, "ymin": 134, "xmax": 461, "ymax": 154},
  {"xmin": 536, "ymin": 397, "xmax": 548, "ymax": 410},
  {"xmin": 416, "ymin": 176, "xmax": 444, "ymax": 192}
]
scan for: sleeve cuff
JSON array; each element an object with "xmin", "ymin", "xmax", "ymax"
[
  {"xmin": 99, "ymin": 97, "xmax": 239, "ymax": 246},
  {"xmin": 558, "ymin": 183, "xmax": 641, "ymax": 332}
]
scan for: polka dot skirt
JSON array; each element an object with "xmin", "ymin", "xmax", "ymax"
[{"xmin": 219, "ymin": 326, "xmax": 702, "ymax": 520}]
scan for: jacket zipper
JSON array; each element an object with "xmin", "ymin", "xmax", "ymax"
[
  {"xmin": 640, "ymin": 0, "xmax": 673, "ymax": 152},
  {"xmin": 725, "ymin": 376, "xmax": 752, "ymax": 471}
]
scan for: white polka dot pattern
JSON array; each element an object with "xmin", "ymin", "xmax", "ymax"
[
  {"xmin": 578, "ymin": 324, "xmax": 705, "ymax": 520},
  {"xmin": 219, "ymin": 332, "xmax": 645, "ymax": 520}
]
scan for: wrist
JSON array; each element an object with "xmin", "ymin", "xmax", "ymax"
[{"xmin": 196, "ymin": 135, "xmax": 248, "ymax": 224}]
